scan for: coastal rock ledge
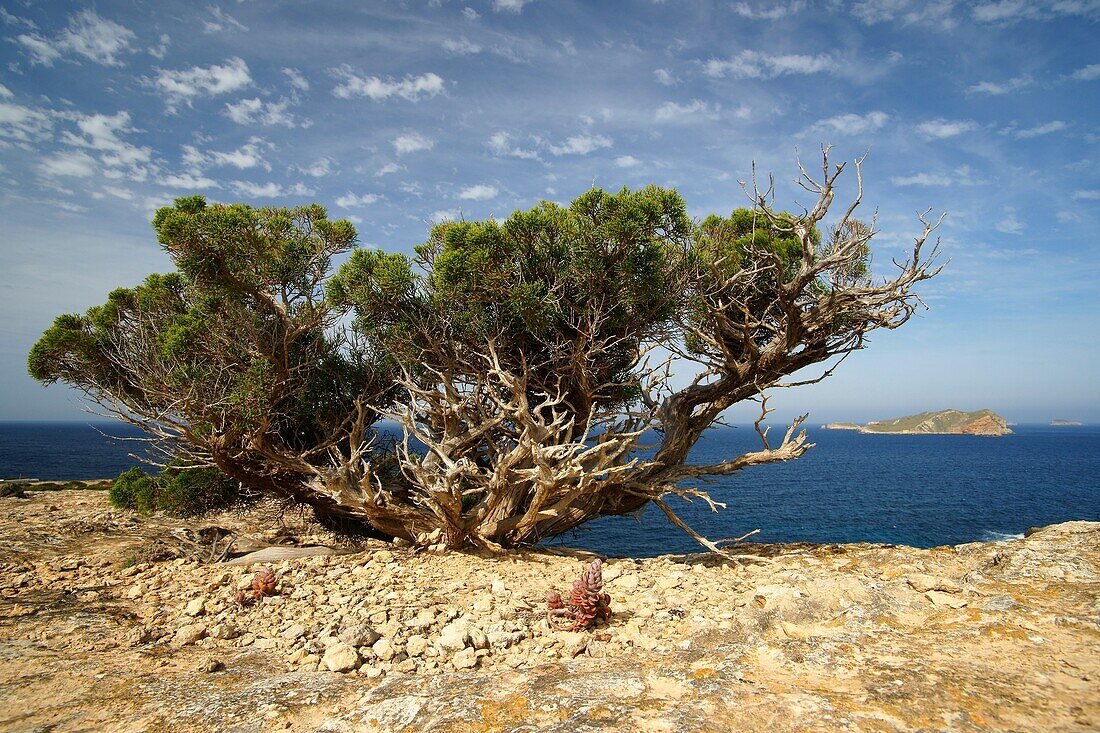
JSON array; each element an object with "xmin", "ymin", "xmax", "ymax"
[{"xmin": 1, "ymin": 491, "xmax": 1097, "ymax": 732}]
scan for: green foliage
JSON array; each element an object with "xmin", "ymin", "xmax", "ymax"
[
  {"xmin": 685, "ymin": 208, "xmax": 834, "ymax": 356},
  {"xmin": 109, "ymin": 467, "xmax": 158, "ymax": 513},
  {"xmin": 333, "ymin": 186, "xmax": 693, "ymax": 414},
  {"xmin": 157, "ymin": 464, "xmax": 243, "ymax": 516},
  {"xmin": 29, "ymin": 196, "xmax": 390, "ymax": 492},
  {"xmin": 108, "ymin": 464, "xmax": 242, "ymax": 516}
]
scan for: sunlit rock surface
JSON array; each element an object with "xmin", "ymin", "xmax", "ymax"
[{"xmin": 0, "ymin": 491, "xmax": 1096, "ymax": 731}]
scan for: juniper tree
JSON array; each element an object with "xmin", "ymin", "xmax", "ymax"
[{"xmin": 30, "ymin": 149, "xmax": 942, "ymax": 549}]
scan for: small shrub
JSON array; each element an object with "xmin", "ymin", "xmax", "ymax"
[
  {"xmin": 108, "ymin": 464, "xmax": 242, "ymax": 516},
  {"xmin": 109, "ymin": 467, "xmax": 157, "ymax": 512},
  {"xmin": 158, "ymin": 464, "xmax": 241, "ymax": 516}
]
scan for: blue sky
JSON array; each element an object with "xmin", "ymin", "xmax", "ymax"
[{"xmin": 0, "ymin": 0, "xmax": 1098, "ymax": 423}]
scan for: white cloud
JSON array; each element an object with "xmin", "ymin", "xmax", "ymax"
[
  {"xmin": 430, "ymin": 209, "xmax": 460, "ymax": 222},
  {"xmin": 184, "ymin": 137, "xmax": 271, "ymax": 171},
  {"xmin": 654, "ymin": 99, "xmax": 720, "ymax": 122},
  {"xmin": 376, "ymin": 162, "xmax": 401, "ymax": 176},
  {"xmin": 45, "ymin": 198, "xmax": 89, "ymax": 214},
  {"xmin": 148, "ymin": 34, "xmax": 170, "ymax": 60},
  {"xmin": 1012, "ymin": 120, "xmax": 1067, "ymax": 139},
  {"xmin": 808, "ymin": 111, "xmax": 889, "ymax": 136},
  {"xmin": 653, "ymin": 68, "xmax": 677, "ymax": 86},
  {"xmin": 1071, "ymin": 64, "xmax": 1100, "ymax": 81},
  {"xmin": 972, "ymin": 1, "xmax": 1029, "ymax": 22},
  {"xmin": 102, "ymin": 185, "xmax": 134, "ymax": 200},
  {"xmin": 299, "ymin": 157, "xmax": 333, "ymax": 177},
  {"xmin": 704, "ymin": 50, "xmax": 835, "ymax": 79},
  {"xmin": 60, "ymin": 111, "xmax": 152, "ymax": 173},
  {"xmin": 160, "ymin": 173, "xmax": 220, "ymax": 189},
  {"xmin": 0, "ymin": 8, "xmax": 37, "ymax": 30},
  {"xmin": 967, "ymin": 75, "xmax": 1032, "ymax": 95},
  {"xmin": 393, "ymin": 132, "xmax": 435, "ymax": 155},
  {"xmin": 1072, "ymin": 189, "xmax": 1100, "ymax": 200},
  {"xmin": 995, "ymin": 207, "xmax": 1024, "ymax": 235},
  {"xmin": 39, "ymin": 150, "xmax": 97, "ymax": 178},
  {"xmin": 283, "ymin": 67, "xmax": 310, "ymax": 91},
  {"xmin": 916, "ymin": 118, "xmax": 977, "ymax": 138},
  {"xmin": 972, "ymin": 0, "xmax": 1100, "ymax": 23},
  {"xmin": 463, "ymin": 7, "xmax": 481, "ymax": 20},
  {"xmin": 851, "ymin": 0, "xmax": 957, "ymax": 28},
  {"xmin": 335, "ymin": 192, "xmax": 381, "ymax": 207},
  {"xmin": 0, "ymin": 100, "xmax": 53, "ymax": 143},
  {"xmin": 487, "ymin": 131, "xmax": 540, "ymax": 160},
  {"xmin": 892, "ymin": 165, "xmax": 987, "ymax": 187},
  {"xmin": 548, "ymin": 133, "xmax": 612, "ymax": 156},
  {"xmin": 16, "ymin": 9, "xmax": 136, "ymax": 67},
  {"xmin": 1056, "ymin": 210, "xmax": 1082, "ymax": 223},
  {"xmin": 732, "ymin": 1, "xmax": 805, "ymax": 20},
  {"xmin": 443, "ymin": 38, "xmax": 482, "ymax": 55},
  {"xmin": 16, "ymin": 33, "xmax": 62, "ymax": 66},
  {"xmin": 331, "ymin": 67, "xmax": 445, "ymax": 101},
  {"xmin": 457, "ymin": 184, "xmax": 498, "ymax": 200},
  {"xmin": 154, "ymin": 57, "xmax": 252, "ymax": 110},
  {"xmin": 224, "ymin": 97, "xmax": 301, "ymax": 127},
  {"xmin": 203, "ymin": 5, "xmax": 248, "ymax": 34},
  {"xmin": 231, "ymin": 181, "xmax": 316, "ymax": 198},
  {"xmin": 492, "ymin": 0, "xmax": 534, "ymax": 12},
  {"xmin": 614, "ymin": 155, "xmax": 640, "ymax": 167},
  {"xmin": 892, "ymin": 172, "xmax": 952, "ymax": 187}
]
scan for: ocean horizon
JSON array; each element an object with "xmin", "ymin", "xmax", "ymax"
[{"xmin": 1, "ymin": 420, "xmax": 1096, "ymax": 557}]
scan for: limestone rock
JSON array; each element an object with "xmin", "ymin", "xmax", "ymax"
[
  {"xmin": 174, "ymin": 624, "xmax": 207, "ymax": 646},
  {"xmin": 372, "ymin": 637, "xmax": 396, "ymax": 661},
  {"xmin": 322, "ymin": 642, "xmax": 361, "ymax": 672},
  {"xmin": 907, "ymin": 573, "xmax": 961, "ymax": 593},
  {"xmin": 452, "ymin": 648, "xmax": 478, "ymax": 669},
  {"xmin": 405, "ymin": 635, "xmax": 428, "ymax": 657},
  {"xmin": 339, "ymin": 624, "xmax": 380, "ymax": 647},
  {"xmin": 209, "ymin": 623, "xmax": 239, "ymax": 640},
  {"xmin": 281, "ymin": 624, "xmax": 306, "ymax": 641},
  {"xmin": 926, "ymin": 590, "xmax": 968, "ymax": 608},
  {"xmin": 438, "ymin": 622, "xmax": 469, "ymax": 651}
]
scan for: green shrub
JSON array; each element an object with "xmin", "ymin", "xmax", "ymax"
[
  {"xmin": 109, "ymin": 467, "xmax": 155, "ymax": 511},
  {"xmin": 158, "ymin": 465, "xmax": 241, "ymax": 516},
  {"xmin": 108, "ymin": 464, "xmax": 241, "ymax": 516}
]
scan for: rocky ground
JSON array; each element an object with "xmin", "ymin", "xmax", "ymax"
[{"xmin": 0, "ymin": 490, "xmax": 1097, "ymax": 732}]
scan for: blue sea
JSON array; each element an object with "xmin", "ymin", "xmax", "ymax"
[{"xmin": 2, "ymin": 421, "xmax": 1097, "ymax": 556}]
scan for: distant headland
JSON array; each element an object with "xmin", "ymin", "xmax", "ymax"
[
  {"xmin": 1051, "ymin": 419, "xmax": 1085, "ymax": 426},
  {"xmin": 823, "ymin": 409, "xmax": 1012, "ymax": 436}
]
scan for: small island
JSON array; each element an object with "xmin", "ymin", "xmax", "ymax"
[
  {"xmin": 824, "ymin": 409, "xmax": 1012, "ymax": 436},
  {"xmin": 1051, "ymin": 419, "xmax": 1085, "ymax": 426}
]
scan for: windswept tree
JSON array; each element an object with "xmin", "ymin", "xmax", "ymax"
[
  {"xmin": 29, "ymin": 198, "xmax": 400, "ymax": 530},
  {"xmin": 30, "ymin": 149, "xmax": 942, "ymax": 550}
]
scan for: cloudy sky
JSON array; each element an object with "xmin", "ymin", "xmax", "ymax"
[{"xmin": 1, "ymin": 0, "xmax": 1098, "ymax": 423}]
